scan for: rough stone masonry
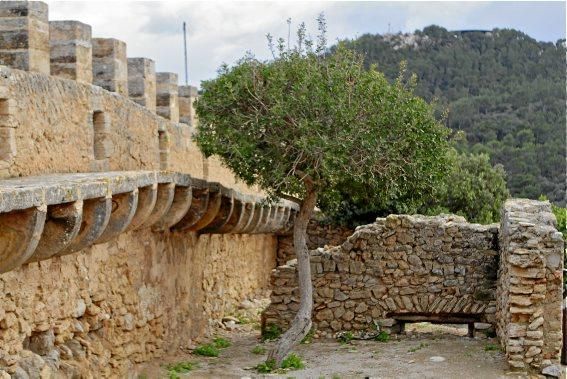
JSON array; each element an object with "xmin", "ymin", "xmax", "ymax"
[{"xmin": 264, "ymin": 199, "xmax": 564, "ymax": 376}]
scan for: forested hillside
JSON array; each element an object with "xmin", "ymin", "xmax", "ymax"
[{"xmin": 340, "ymin": 26, "xmax": 566, "ymax": 205}]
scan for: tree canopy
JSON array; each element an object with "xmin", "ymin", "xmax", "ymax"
[{"xmin": 195, "ymin": 17, "xmax": 452, "ymax": 365}]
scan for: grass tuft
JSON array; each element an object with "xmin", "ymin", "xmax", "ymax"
[
  {"xmin": 213, "ymin": 337, "xmax": 231, "ymax": 348},
  {"xmin": 165, "ymin": 361, "xmax": 197, "ymax": 379},
  {"xmin": 193, "ymin": 344, "xmax": 220, "ymax": 357},
  {"xmin": 375, "ymin": 331, "xmax": 390, "ymax": 343},
  {"xmin": 251, "ymin": 345, "xmax": 266, "ymax": 355},
  {"xmin": 262, "ymin": 324, "xmax": 283, "ymax": 341}
]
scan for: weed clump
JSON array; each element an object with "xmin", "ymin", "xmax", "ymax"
[
  {"xmin": 165, "ymin": 361, "xmax": 197, "ymax": 379},
  {"xmin": 375, "ymin": 331, "xmax": 390, "ymax": 342},
  {"xmin": 337, "ymin": 331, "xmax": 354, "ymax": 344},
  {"xmin": 251, "ymin": 345, "xmax": 266, "ymax": 355},
  {"xmin": 213, "ymin": 337, "xmax": 231, "ymax": 348},
  {"xmin": 262, "ymin": 324, "xmax": 282, "ymax": 341},
  {"xmin": 255, "ymin": 353, "xmax": 305, "ymax": 373},
  {"xmin": 193, "ymin": 344, "xmax": 219, "ymax": 357}
]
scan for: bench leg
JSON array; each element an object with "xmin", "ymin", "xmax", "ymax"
[{"xmin": 468, "ymin": 323, "xmax": 474, "ymax": 338}]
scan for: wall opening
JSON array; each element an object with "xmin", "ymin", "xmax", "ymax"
[{"xmin": 158, "ymin": 129, "xmax": 169, "ymax": 170}]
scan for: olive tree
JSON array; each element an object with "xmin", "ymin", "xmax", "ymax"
[{"xmin": 195, "ymin": 17, "xmax": 450, "ymax": 365}]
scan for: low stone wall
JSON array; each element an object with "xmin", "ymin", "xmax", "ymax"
[
  {"xmin": 276, "ymin": 219, "xmax": 354, "ymax": 266},
  {"xmin": 495, "ymin": 199, "xmax": 564, "ymax": 373},
  {"xmin": 0, "ymin": 230, "xmax": 276, "ymax": 378},
  {"xmin": 264, "ymin": 214, "xmax": 499, "ymax": 336}
]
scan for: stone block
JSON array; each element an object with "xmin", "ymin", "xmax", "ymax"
[
  {"xmin": 49, "ymin": 20, "xmax": 92, "ymax": 83},
  {"xmin": 92, "ymin": 38, "xmax": 127, "ymax": 96},
  {"xmin": 127, "ymin": 57, "xmax": 156, "ymax": 112},
  {"xmin": 156, "ymin": 72, "xmax": 179, "ymax": 122},
  {"xmin": 179, "ymin": 85, "xmax": 198, "ymax": 126},
  {"xmin": 0, "ymin": 1, "xmax": 49, "ymax": 73}
]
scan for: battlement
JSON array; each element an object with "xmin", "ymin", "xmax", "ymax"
[{"xmin": 0, "ymin": 1, "xmax": 197, "ymax": 122}]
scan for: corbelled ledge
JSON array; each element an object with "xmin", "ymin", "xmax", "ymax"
[{"xmin": 0, "ymin": 171, "xmax": 298, "ymax": 274}]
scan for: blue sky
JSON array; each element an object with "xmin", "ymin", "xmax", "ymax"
[{"xmin": 47, "ymin": 1, "xmax": 566, "ymax": 88}]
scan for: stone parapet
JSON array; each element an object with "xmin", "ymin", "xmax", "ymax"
[
  {"xmin": 127, "ymin": 57, "xmax": 156, "ymax": 112},
  {"xmin": 0, "ymin": 170, "xmax": 298, "ymax": 274},
  {"xmin": 179, "ymin": 85, "xmax": 198, "ymax": 126},
  {"xmin": 49, "ymin": 20, "xmax": 92, "ymax": 83},
  {"xmin": 92, "ymin": 38, "xmax": 127, "ymax": 96},
  {"xmin": 0, "ymin": 1, "xmax": 49, "ymax": 74},
  {"xmin": 496, "ymin": 199, "xmax": 564, "ymax": 375},
  {"xmin": 156, "ymin": 72, "xmax": 179, "ymax": 122}
]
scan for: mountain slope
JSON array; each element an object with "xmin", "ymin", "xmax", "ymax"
[{"xmin": 340, "ymin": 25, "xmax": 566, "ymax": 205}]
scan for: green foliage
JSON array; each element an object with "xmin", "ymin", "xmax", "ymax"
[
  {"xmin": 340, "ymin": 27, "xmax": 566, "ymax": 206},
  {"xmin": 196, "ymin": 16, "xmax": 450, "ymax": 216},
  {"xmin": 165, "ymin": 361, "xmax": 197, "ymax": 379},
  {"xmin": 256, "ymin": 358, "xmax": 277, "ymax": 373},
  {"xmin": 261, "ymin": 324, "xmax": 282, "ymax": 341},
  {"xmin": 336, "ymin": 331, "xmax": 354, "ymax": 344},
  {"xmin": 193, "ymin": 344, "xmax": 220, "ymax": 357},
  {"xmin": 484, "ymin": 343, "xmax": 501, "ymax": 351},
  {"xmin": 424, "ymin": 150, "xmax": 509, "ymax": 224},
  {"xmin": 251, "ymin": 345, "xmax": 266, "ymax": 355},
  {"xmin": 408, "ymin": 342, "xmax": 428, "ymax": 352},
  {"xmin": 213, "ymin": 337, "xmax": 231, "ymax": 349},
  {"xmin": 375, "ymin": 331, "xmax": 390, "ymax": 342},
  {"xmin": 324, "ymin": 148, "xmax": 509, "ymax": 225},
  {"xmin": 281, "ymin": 353, "xmax": 305, "ymax": 370},
  {"xmin": 300, "ymin": 328, "xmax": 314, "ymax": 344}
]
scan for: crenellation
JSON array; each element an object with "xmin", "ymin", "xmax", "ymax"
[
  {"xmin": 49, "ymin": 20, "xmax": 92, "ymax": 83},
  {"xmin": 0, "ymin": 1, "xmax": 49, "ymax": 74},
  {"xmin": 127, "ymin": 57, "xmax": 156, "ymax": 112},
  {"xmin": 92, "ymin": 37, "xmax": 127, "ymax": 96},
  {"xmin": 156, "ymin": 72, "xmax": 179, "ymax": 122},
  {"xmin": 179, "ymin": 84, "xmax": 198, "ymax": 126}
]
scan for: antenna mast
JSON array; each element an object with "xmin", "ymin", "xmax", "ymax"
[{"xmin": 183, "ymin": 21, "xmax": 188, "ymax": 85}]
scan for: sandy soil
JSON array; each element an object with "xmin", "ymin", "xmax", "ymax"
[{"xmin": 138, "ymin": 322, "xmax": 527, "ymax": 379}]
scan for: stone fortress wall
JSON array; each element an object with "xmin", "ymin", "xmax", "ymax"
[
  {"xmin": 0, "ymin": 1, "xmax": 297, "ymax": 377},
  {"xmin": 264, "ymin": 200, "xmax": 564, "ymax": 376}
]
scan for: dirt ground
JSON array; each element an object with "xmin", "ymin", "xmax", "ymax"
[{"xmin": 137, "ymin": 320, "xmax": 532, "ymax": 379}]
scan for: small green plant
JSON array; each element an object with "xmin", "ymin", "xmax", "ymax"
[
  {"xmin": 256, "ymin": 358, "xmax": 277, "ymax": 373},
  {"xmin": 262, "ymin": 324, "xmax": 282, "ymax": 341},
  {"xmin": 251, "ymin": 345, "xmax": 266, "ymax": 355},
  {"xmin": 337, "ymin": 331, "xmax": 354, "ymax": 345},
  {"xmin": 213, "ymin": 337, "xmax": 231, "ymax": 348},
  {"xmin": 408, "ymin": 342, "xmax": 428, "ymax": 352},
  {"xmin": 484, "ymin": 329, "xmax": 497, "ymax": 338},
  {"xmin": 301, "ymin": 328, "xmax": 315, "ymax": 344},
  {"xmin": 332, "ymin": 375, "xmax": 341, "ymax": 379},
  {"xmin": 281, "ymin": 353, "xmax": 305, "ymax": 370},
  {"xmin": 193, "ymin": 344, "xmax": 220, "ymax": 357},
  {"xmin": 165, "ymin": 361, "xmax": 197, "ymax": 379},
  {"xmin": 375, "ymin": 331, "xmax": 390, "ymax": 343},
  {"xmin": 484, "ymin": 343, "xmax": 501, "ymax": 352}
]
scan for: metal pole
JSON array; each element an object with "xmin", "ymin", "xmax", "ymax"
[{"xmin": 183, "ymin": 21, "xmax": 188, "ymax": 85}]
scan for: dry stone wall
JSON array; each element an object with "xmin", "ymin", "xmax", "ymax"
[
  {"xmin": 0, "ymin": 230, "xmax": 276, "ymax": 378},
  {"xmin": 277, "ymin": 218, "xmax": 354, "ymax": 266},
  {"xmin": 496, "ymin": 199, "xmax": 564, "ymax": 373},
  {"xmin": 264, "ymin": 200, "xmax": 565, "ymax": 376},
  {"xmin": 265, "ymin": 214, "xmax": 500, "ymax": 335}
]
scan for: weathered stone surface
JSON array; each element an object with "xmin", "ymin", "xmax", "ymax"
[
  {"xmin": 127, "ymin": 57, "xmax": 156, "ymax": 112},
  {"xmin": 49, "ymin": 21, "xmax": 92, "ymax": 83}
]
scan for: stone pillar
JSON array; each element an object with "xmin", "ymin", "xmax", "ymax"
[
  {"xmin": 496, "ymin": 199, "xmax": 564, "ymax": 375},
  {"xmin": 156, "ymin": 72, "xmax": 179, "ymax": 122},
  {"xmin": 0, "ymin": 1, "xmax": 49, "ymax": 74},
  {"xmin": 49, "ymin": 21, "xmax": 92, "ymax": 83},
  {"xmin": 127, "ymin": 57, "xmax": 156, "ymax": 112},
  {"xmin": 179, "ymin": 85, "xmax": 198, "ymax": 126},
  {"xmin": 92, "ymin": 38, "xmax": 127, "ymax": 96}
]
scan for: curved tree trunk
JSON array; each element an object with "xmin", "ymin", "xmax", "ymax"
[{"xmin": 268, "ymin": 187, "xmax": 318, "ymax": 366}]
